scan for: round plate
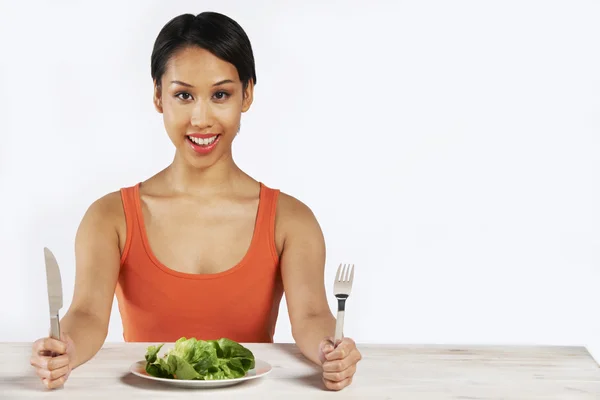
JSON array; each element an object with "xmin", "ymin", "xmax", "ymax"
[{"xmin": 129, "ymin": 359, "xmax": 272, "ymax": 388}]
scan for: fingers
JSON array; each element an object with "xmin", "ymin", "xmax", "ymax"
[
  {"xmin": 323, "ymin": 363, "xmax": 356, "ymax": 382},
  {"xmin": 31, "ymin": 355, "xmax": 71, "ymax": 390},
  {"xmin": 322, "ymin": 348, "xmax": 361, "ymax": 383},
  {"xmin": 31, "ymin": 337, "xmax": 71, "ymax": 390},
  {"xmin": 33, "ymin": 337, "xmax": 67, "ymax": 356},
  {"xmin": 320, "ymin": 337, "xmax": 335, "ymax": 354},
  {"xmin": 318, "ymin": 337, "xmax": 335, "ymax": 364},
  {"xmin": 34, "ymin": 363, "xmax": 70, "ymax": 380},
  {"xmin": 325, "ymin": 337, "xmax": 360, "ymax": 361},
  {"xmin": 30, "ymin": 354, "xmax": 70, "ymax": 370},
  {"xmin": 321, "ymin": 337, "xmax": 362, "ymax": 391},
  {"xmin": 323, "ymin": 375, "xmax": 353, "ymax": 391},
  {"xmin": 322, "ymin": 355, "xmax": 356, "ymax": 373},
  {"xmin": 42, "ymin": 376, "xmax": 67, "ymax": 389}
]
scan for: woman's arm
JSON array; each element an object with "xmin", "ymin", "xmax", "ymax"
[
  {"xmin": 277, "ymin": 194, "xmax": 335, "ymax": 364},
  {"xmin": 31, "ymin": 192, "xmax": 123, "ymax": 389},
  {"xmin": 277, "ymin": 193, "xmax": 361, "ymax": 391},
  {"xmin": 62, "ymin": 192, "xmax": 123, "ymax": 368}
]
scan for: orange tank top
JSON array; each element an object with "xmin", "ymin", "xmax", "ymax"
[{"xmin": 114, "ymin": 182, "xmax": 284, "ymax": 343}]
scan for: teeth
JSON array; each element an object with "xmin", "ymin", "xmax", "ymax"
[{"xmin": 189, "ymin": 135, "xmax": 217, "ymax": 146}]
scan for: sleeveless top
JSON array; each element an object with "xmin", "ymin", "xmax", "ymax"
[{"xmin": 114, "ymin": 182, "xmax": 284, "ymax": 343}]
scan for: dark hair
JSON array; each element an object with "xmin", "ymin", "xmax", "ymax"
[{"xmin": 151, "ymin": 12, "xmax": 257, "ymax": 90}]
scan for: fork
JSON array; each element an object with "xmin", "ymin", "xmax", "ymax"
[{"xmin": 334, "ymin": 263, "xmax": 355, "ymax": 344}]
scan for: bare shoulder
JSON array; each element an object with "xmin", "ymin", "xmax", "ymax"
[
  {"xmin": 76, "ymin": 190, "xmax": 126, "ymax": 249},
  {"xmin": 81, "ymin": 190, "xmax": 124, "ymax": 226},
  {"xmin": 276, "ymin": 191, "xmax": 321, "ymax": 230},
  {"xmin": 69, "ymin": 189, "xmax": 127, "ymax": 319},
  {"xmin": 274, "ymin": 191, "xmax": 325, "ymax": 254},
  {"xmin": 273, "ymin": 191, "xmax": 328, "ymax": 322},
  {"xmin": 277, "ymin": 191, "xmax": 316, "ymax": 218}
]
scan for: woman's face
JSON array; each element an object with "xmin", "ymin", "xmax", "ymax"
[{"xmin": 154, "ymin": 45, "xmax": 253, "ymax": 169}]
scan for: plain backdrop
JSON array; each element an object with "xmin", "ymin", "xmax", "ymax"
[{"xmin": 0, "ymin": 0, "xmax": 598, "ymax": 360}]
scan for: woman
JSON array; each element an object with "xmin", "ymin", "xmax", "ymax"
[{"xmin": 29, "ymin": 11, "xmax": 361, "ymax": 391}]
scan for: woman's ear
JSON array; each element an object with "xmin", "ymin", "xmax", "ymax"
[
  {"xmin": 153, "ymin": 81, "xmax": 163, "ymax": 113},
  {"xmin": 241, "ymin": 80, "xmax": 254, "ymax": 113}
]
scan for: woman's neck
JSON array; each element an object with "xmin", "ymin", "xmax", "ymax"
[{"xmin": 163, "ymin": 152, "xmax": 247, "ymax": 197}]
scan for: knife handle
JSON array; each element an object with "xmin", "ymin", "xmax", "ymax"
[{"xmin": 50, "ymin": 314, "xmax": 61, "ymax": 341}]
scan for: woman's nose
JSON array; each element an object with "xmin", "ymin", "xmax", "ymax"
[{"xmin": 190, "ymin": 101, "xmax": 213, "ymax": 128}]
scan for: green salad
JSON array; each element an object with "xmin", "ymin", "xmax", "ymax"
[{"xmin": 144, "ymin": 337, "xmax": 256, "ymax": 380}]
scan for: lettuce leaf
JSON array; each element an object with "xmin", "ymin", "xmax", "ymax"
[{"xmin": 144, "ymin": 337, "xmax": 256, "ymax": 380}]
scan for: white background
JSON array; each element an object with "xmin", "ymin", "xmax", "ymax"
[{"xmin": 0, "ymin": 0, "xmax": 598, "ymax": 360}]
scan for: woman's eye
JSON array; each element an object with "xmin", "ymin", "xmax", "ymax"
[
  {"xmin": 176, "ymin": 92, "xmax": 193, "ymax": 101},
  {"xmin": 213, "ymin": 91, "xmax": 229, "ymax": 100}
]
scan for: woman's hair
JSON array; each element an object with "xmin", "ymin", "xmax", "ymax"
[{"xmin": 151, "ymin": 12, "xmax": 257, "ymax": 90}]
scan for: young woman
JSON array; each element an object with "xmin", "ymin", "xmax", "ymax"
[{"xmin": 29, "ymin": 11, "xmax": 361, "ymax": 391}]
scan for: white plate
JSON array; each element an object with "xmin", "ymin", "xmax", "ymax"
[{"xmin": 129, "ymin": 359, "xmax": 272, "ymax": 388}]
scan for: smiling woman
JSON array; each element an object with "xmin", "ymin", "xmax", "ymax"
[
  {"xmin": 28, "ymin": 11, "xmax": 361, "ymax": 392},
  {"xmin": 150, "ymin": 13, "xmax": 256, "ymax": 167}
]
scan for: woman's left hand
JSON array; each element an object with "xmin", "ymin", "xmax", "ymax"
[{"xmin": 318, "ymin": 337, "xmax": 362, "ymax": 391}]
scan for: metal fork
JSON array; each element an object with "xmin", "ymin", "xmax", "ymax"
[{"xmin": 334, "ymin": 263, "xmax": 355, "ymax": 344}]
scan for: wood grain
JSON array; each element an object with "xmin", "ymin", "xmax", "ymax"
[{"xmin": 3, "ymin": 342, "xmax": 600, "ymax": 399}]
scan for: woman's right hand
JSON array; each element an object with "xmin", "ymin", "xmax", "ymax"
[{"xmin": 30, "ymin": 333, "xmax": 76, "ymax": 389}]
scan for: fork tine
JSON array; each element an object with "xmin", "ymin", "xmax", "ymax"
[
  {"xmin": 335, "ymin": 263, "xmax": 342, "ymax": 282},
  {"xmin": 349, "ymin": 264, "xmax": 354, "ymax": 283},
  {"xmin": 344, "ymin": 264, "xmax": 350, "ymax": 281}
]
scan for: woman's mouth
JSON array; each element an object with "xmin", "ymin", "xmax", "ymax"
[{"xmin": 186, "ymin": 134, "xmax": 221, "ymax": 154}]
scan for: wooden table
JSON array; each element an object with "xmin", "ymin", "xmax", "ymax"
[{"xmin": 2, "ymin": 342, "xmax": 600, "ymax": 399}]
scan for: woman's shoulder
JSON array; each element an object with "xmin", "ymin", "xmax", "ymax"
[
  {"xmin": 276, "ymin": 191, "xmax": 316, "ymax": 219},
  {"xmin": 76, "ymin": 188, "xmax": 130, "ymax": 249},
  {"xmin": 86, "ymin": 189, "xmax": 126, "ymax": 218},
  {"xmin": 76, "ymin": 190, "xmax": 125, "ymax": 232},
  {"xmin": 274, "ymin": 189, "xmax": 324, "ymax": 238}
]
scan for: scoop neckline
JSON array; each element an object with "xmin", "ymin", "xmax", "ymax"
[{"xmin": 132, "ymin": 182, "xmax": 265, "ymax": 280}]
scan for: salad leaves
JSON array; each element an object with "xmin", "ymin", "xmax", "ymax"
[{"xmin": 144, "ymin": 337, "xmax": 256, "ymax": 380}]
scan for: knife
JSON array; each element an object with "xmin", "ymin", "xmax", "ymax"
[{"xmin": 44, "ymin": 247, "xmax": 63, "ymax": 340}]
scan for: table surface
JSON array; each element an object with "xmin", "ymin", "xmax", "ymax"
[{"xmin": 2, "ymin": 342, "xmax": 600, "ymax": 399}]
